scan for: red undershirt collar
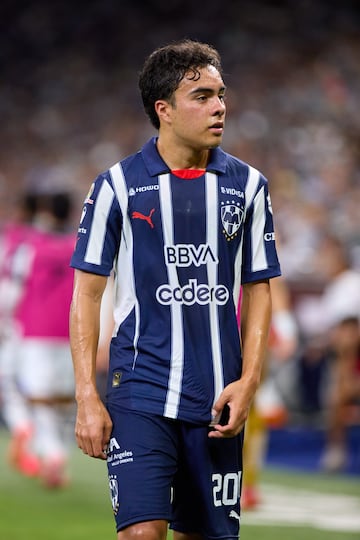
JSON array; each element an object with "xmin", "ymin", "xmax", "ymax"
[{"xmin": 171, "ymin": 169, "xmax": 206, "ymax": 179}]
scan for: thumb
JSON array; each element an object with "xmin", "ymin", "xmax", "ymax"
[
  {"xmin": 102, "ymin": 417, "xmax": 113, "ymax": 447},
  {"xmin": 211, "ymin": 393, "xmax": 228, "ymax": 424}
]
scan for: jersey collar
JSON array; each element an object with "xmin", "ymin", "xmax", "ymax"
[{"xmin": 141, "ymin": 137, "xmax": 228, "ymax": 177}]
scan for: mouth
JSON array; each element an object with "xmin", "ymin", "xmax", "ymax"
[{"xmin": 209, "ymin": 122, "xmax": 224, "ymax": 134}]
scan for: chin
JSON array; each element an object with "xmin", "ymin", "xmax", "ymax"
[{"xmin": 208, "ymin": 140, "xmax": 222, "ymax": 149}]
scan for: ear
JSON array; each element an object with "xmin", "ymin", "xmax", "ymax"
[{"xmin": 154, "ymin": 99, "xmax": 172, "ymax": 126}]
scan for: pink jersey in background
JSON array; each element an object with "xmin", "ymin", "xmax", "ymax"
[{"xmin": 15, "ymin": 228, "xmax": 75, "ymax": 339}]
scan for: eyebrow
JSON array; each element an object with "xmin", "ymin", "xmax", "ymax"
[{"xmin": 189, "ymin": 86, "xmax": 226, "ymax": 95}]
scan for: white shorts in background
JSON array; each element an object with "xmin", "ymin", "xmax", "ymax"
[{"xmin": 17, "ymin": 339, "xmax": 75, "ymax": 399}]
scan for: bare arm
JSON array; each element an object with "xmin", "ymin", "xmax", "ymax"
[
  {"xmin": 269, "ymin": 276, "xmax": 298, "ymax": 361},
  {"xmin": 209, "ymin": 279, "xmax": 272, "ymax": 438},
  {"xmin": 69, "ymin": 269, "xmax": 113, "ymax": 459},
  {"xmin": 96, "ymin": 273, "xmax": 115, "ymax": 372}
]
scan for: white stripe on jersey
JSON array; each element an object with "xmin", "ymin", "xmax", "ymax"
[
  {"xmin": 245, "ymin": 165, "xmax": 260, "ymax": 211},
  {"xmin": 233, "ymin": 234, "xmax": 243, "ymax": 310},
  {"xmin": 159, "ymin": 173, "xmax": 184, "ymax": 419},
  {"xmin": 232, "ymin": 165, "xmax": 260, "ymax": 306},
  {"xmin": 251, "ymin": 187, "xmax": 268, "ymax": 272},
  {"xmin": 110, "ymin": 163, "xmax": 140, "ymax": 365},
  {"xmin": 206, "ymin": 172, "xmax": 224, "ymax": 403},
  {"xmin": 243, "ymin": 164, "xmax": 269, "ymax": 272},
  {"xmin": 85, "ymin": 181, "xmax": 114, "ymax": 265}
]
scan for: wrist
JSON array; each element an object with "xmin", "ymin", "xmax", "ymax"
[
  {"xmin": 75, "ymin": 384, "xmax": 100, "ymax": 404},
  {"xmin": 239, "ymin": 371, "xmax": 261, "ymax": 394}
]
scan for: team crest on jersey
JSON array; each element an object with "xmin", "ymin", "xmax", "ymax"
[
  {"xmin": 221, "ymin": 201, "xmax": 244, "ymax": 241},
  {"xmin": 109, "ymin": 474, "xmax": 119, "ymax": 515}
]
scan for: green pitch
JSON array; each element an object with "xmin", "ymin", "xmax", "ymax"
[{"xmin": 0, "ymin": 428, "xmax": 359, "ymax": 540}]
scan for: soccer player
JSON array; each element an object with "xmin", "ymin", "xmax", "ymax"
[
  {"xmin": 14, "ymin": 191, "xmax": 76, "ymax": 488},
  {"xmin": 69, "ymin": 39, "xmax": 281, "ymax": 540},
  {"xmin": 317, "ymin": 235, "xmax": 360, "ymax": 472},
  {"xmin": 240, "ymin": 276, "xmax": 298, "ymax": 510},
  {"xmin": 0, "ymin": 192, "xmax": 40, "ymax": 477}
]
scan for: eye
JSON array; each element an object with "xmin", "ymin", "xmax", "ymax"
[{"xmin": 196, "ymin": 95, "xmax": 208, "ymax": 102}]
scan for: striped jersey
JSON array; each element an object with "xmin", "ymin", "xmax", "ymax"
[{"xmin": 70, "ymin": 137, "xmax": 281, "ymax": 424}]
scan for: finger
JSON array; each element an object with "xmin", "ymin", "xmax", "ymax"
[
  {"xmin": 208, "ymin": 423, "xmax": 229, "ymax": 438},
  {"xmin": 212, "ymin": 393, "xmax": 228, "ymax": 416},
  {"xmin": 89, "ymin": 436, "xmax": 109, "ymax": 459},
  {"xmin": 103, "ymin": 421, "xmax": 113, "ymax": 447},
  {"xmin": 209, "ymin": 408, "xmax": 222, "ymax": 427},
  {"xmin": 208, "ymin": 418, "xmax": 244, "ymax": 439},
  {"xmin": 76, "ymin": 432, "xmax": 105, "ymax": 459},
  {"xmin": 208, "ymin": 429, "xmax": 225, "ymax": 439}
]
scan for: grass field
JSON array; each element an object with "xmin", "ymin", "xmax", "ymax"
[{"xmin": 0, "ymin": 428, "xmax": 359, "ymax": 540}]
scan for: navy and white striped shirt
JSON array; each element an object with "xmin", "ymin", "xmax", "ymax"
[{"xmin": 71, "ymin": 137, "xmax": 281, "ymax": 424}]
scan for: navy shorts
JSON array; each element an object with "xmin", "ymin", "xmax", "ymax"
[{"xmin": 106, "ymin": 403, "xmax": 243, "ymax": 539}]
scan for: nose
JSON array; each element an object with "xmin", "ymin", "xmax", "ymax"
[{"xmin": 213, "ymin": 96, "xmax": 226, "ymax": 116}]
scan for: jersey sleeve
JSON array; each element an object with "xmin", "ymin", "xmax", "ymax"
[
  {"xmin": 241, "ymin": 173, "xmax": 281, "ymax": 283},
  {"xmin": 70, "ymin": 173, "xmax": 122, "ymax": 276}
]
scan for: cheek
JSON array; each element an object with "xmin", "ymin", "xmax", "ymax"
[
  {"xmin": 183, "ymin": 109, "xmax": 204, "ymax": 130},
  {"xmin": 174, "ymin": 115, "xmax": 198, "ymax": 135}
]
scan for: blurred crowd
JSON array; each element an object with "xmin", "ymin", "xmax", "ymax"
[
  {"xmin": 0, "ymin": 0, "xmax": 359, "ymax": 483},
  {"xmin": 1, "ymin": 1, "xmax": 359, "ymax": 272}
]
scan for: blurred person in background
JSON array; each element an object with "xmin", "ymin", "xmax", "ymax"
[
  {"xmin": 316, "ymin": 235, "xmax": 360, "ymax": 472},
  {"xmin": 0, "ymin": 192, "xmax": 40, "ymax": 477},
  {"xmin": 11, "ymin": 190, "xmax": 76, "ymax": 488},
  {"xmin": 322, "ymin": 316, "xmax": 360, "ymax": 472},
  {"xmin": 69, "ymin": 39, "xmax": 281, "ymax": 540},
  {"xmin": 240, "ymin": 276, "xmax": 298, "ymax": 509}
]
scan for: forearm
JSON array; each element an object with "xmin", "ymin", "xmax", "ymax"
[
  {"xmin": 69, "ymin": 271, "xmax": 112, "ymax": 459},
  {"xmin": 209, "ymin": 280, "xmax": 272, "ymax": 438},
  {"xmin": 240, "ymin": 280, "xmax": 272, "ymax": 396},
  {"xmin": 69, "ymin": 270, "xmax": 107, "ymax": 401}
]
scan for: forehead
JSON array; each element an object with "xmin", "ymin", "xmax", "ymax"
[{"xmin": 177, "ymin": 65, "xmax": 225, "ymax": 93}]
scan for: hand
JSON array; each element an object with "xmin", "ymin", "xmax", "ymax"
[
  {"xmin": 208, "ymin": 379, "xmax": 251, "ymax": 439},
  {"xmin": 75, "ymin": 393, "xmax": 113, "ymax": 459}
]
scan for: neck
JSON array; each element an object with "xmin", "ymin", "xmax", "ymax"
[{"xmin": 156, "ymin": 136, "xmax": 210, "ymax": 170}]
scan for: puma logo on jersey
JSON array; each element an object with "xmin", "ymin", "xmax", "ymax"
[
  {"xmin": 229, "ymin": 509, "xmax": 241, "ymax": 522},
  {"xmin": 132, "ymin": 208, "xmax": 155, "ymax": 228}
]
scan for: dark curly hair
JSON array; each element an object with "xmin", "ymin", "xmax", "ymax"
[{"xmin": 139, "ymin": 39, "xmax": 223, "ymax": 129}]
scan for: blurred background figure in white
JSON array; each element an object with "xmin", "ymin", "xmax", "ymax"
[
  {"xmin": 5, "ymin": 188, "xmax": 76, "ymax": 488},
  {"xmin": 240, "ymin": 276, "xmax": 299, "ymax": 509},
  {"xmin": 0, "ymin": 192, "xmax": 40, "ymax": 477},
  {"xmin": 316, "ymin": 235, "xmax": 360, "ymax": 472}
]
